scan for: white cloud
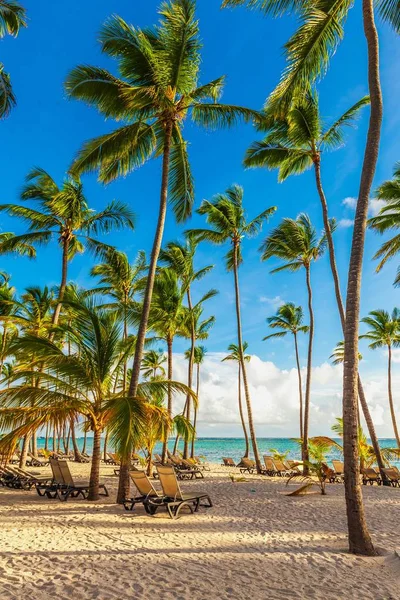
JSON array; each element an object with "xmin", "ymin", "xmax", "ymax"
[
  {"xmin": 338, "ymin": 218, "xmax": 354, "ymax": 228},
  {"xmin": 259, "ymin": 295, "xmax": 284, "ymax": 309},
  {"xmin": 341, "ymin": 196, "xmax": 385, "ymax": 217},
  {"xmin": 369, "ymin": 198, "xmax": 386, "ymax": 217},
  {"xmin": 170, "ymin": 352, "xmax": 399, "ymax": 438},
  {"xmin": 342, "ymin": 196, "xmax": 357, "ymax": 209}
]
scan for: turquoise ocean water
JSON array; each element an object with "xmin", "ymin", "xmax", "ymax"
[{"xmin": 36, "ymin": 437, "xmax": 399, "ymax": 465}]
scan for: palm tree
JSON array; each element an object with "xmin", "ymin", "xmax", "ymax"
[
  {"xmin": 65, "ymin": 1, "xmax": 260, "ymax": 448},
  {"xmin": 141, "ymin": 350, "xmax": 167, "ymax": 380},
  {"xmin": 369, "ymin": 163, "xmax": 400, "ymax": 284},
  {"xmin": 223, "ymin": 0, "xmax": 400, "ymax": 558},
  {"xmin": 147, "ymin": 268, "xmax": 187, "ymax": 460},
  {"xmin": 222, "ymin": 342, "xmax": 251, "ymax": 459},
  {"xmin": 91, "ymin": 248, "xmax": 146, "ymax": 386},
  {"xmin": 264, "ymin": 303, "xmax": 309, "ymax": 438},
  {"xmin": 0, "ymin": 168, "xmax": 135, "ymax": 325},
  {"xmin": 188, "ymin": 184, "xmax": 276, "ymax": 472},
  {"xmin": 160, "ymin": 238, "xmax": 214, "ymax": 458},
  {"xmin": 361, "ymin": 309, "xmax": 400, "ymax": 447},
  {"xmin": 190, "ymin": 345, "xmax": 206, "ymax": 458},
  {"xmin": 261, "ymin": 214, "xmax": 326, "ymax": 467},
  {"xmin": 0, "ymin": 1, "xmax": 27, "ymax": 119},
  {"xmin": 0, "ymin": 296, "xmax": 188, "ymax": 499}
]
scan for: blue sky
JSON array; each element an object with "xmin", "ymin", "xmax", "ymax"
[{"xmin": 0, "ymin": 0, "xmax": 399, "ymax": 392}]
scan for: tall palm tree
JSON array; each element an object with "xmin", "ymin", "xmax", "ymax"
[
  {"xmin": 223, "ymin": 0, "xmax": 400, "ymax": 557},
  {"xmin": 65, "ymin": 0, "xmax": 260, "ymax": 436},
  {"xmin": 188, "ymin": 184, "xmax": 276, "ymax": 472},
  {"xmin": 222, "ymin": 342, "xmax": 251, "ymax": 459},
  {"xmin": 361, "ymin": 309, "xmax": 400, "ymax": 447},
  {"xmin": 190, "ymin": 344, "xmax": 206, "ymax": 458},
  {"xmin": 369, "ymin": 163, "xmax": 400, "ymax": 283},
  {"xmin": 261, "ymin": 214, "xmax": 326, "ymax": 467},
  {"xmin": 141, "ymin": 349, "xmax": 167, "ymax": 380},
  {"xmin": 91, "ymin": 248, "xmax": 146, "ymax": 386},
  {"xmin": 147, "ymin": 268, "xmax": 187, "ymax": 460},
  {"xmin": 159, "ymin": 238, "xmax": 214, "ymax": 457},
  {"xmin": 0, "ymin": 1, "xmax": 27, "ymax": 119},
  {"xmin": 0, "ymin": 168, "xmax": 135, "ymax": 325},
  {"xmin": 0, "ymin": 296, "xmax": 187, "ymax": 499},
  {"xmin": 263, "ymin": 303, "xmax": 309, "ymax": 438}
]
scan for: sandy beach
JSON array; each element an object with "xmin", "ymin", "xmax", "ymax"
[{"xmin": 0, "ymin": 462, "xmax": 399, "ymax": 600}]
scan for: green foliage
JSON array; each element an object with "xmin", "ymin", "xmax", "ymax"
[
  {"xmin": 361, "ymin": 309, "xmax": 400, "ymax": 350},
  {"xmin": 264, "ymin": 302, "xmax": 309, "ymax": 341}
]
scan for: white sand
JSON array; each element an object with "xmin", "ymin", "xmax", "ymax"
[{"xmin": 0, "ymin": 462, "xmax": 399, "ymax": 599}]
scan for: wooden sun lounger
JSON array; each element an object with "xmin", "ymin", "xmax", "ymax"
[
  {"xmin": 238, "ymin": 458, "xmax": 257, "ymax": 474},
  {"xmin": 194, "ymin": 456, "xmax": 211, "ymax": 471},
  {"xmin": 56, "ymin": 460, "xmax": 109, "ymax": 501},
  {"xmin": 153, "ymin": 465, "xmax": 213, "ymax": 519},
  {"xmin": 362, "ymin": 468, "xmax": 382, "ymax": 485},
  {"xmin": 221, "ymin": 457, "xmax": 236, "ymax": 467},
  {"xmin": 331, "ymin": 460, "xmax": 345, "ymax": 482},
  {"xmin": 123, "ymin": 471, "xmax": 161, "ymax": 512},
  {"xmin": 6, "ymin": 466, "xmax": 53, "ymax": 490},
  {"xmin": 273, "ymin": 459, "xmax": 292, "ymax": 476},
  {"xmin": 382, "ymin": 468, "xmax": 400, "ymax": 487},
  {"xmin": 263, "ymin": 456, "xmax": 278, "ymax": 476}
]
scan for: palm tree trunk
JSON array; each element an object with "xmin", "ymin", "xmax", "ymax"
[
  {"xmin": 52, "ymin": 238, "xmax": 70, "ymax": 326},
  {"xmin": 232, "ymin": 242, "xmax": 261, "ymax": 472},
  {"xmin": 238, "ymin": 364, "xmax": 250, "ymax": 458},
  {"xmin": 313, "ymin": 157, "xmax": 385, "ymax": 477},
  {"xmin": 82, "ymin": 428, "xmax": 87, "ymax": 455},
  {"xmin": 88, "ymin": 427, "xmax": 102, "ymax": 501},
  {"xmin": 32, "ymin": 431, "xmax": 38, "ymax": 457},
  {"xmin": 19, "ymin": 432, "xmax": 31, "ymax": 468},
  {"xmin": 342, "ymin": 0, "xmax": 382, "ymax": 556},
  {"xmin": 0, "ymin": 324, "xmax": 8, "ymax": 375},
  {"xmin": 117, "ymin": 120, "xmax": 173, "ymax": 504},
  {"xmin": 190, "ymin": 362, "xmax": 200, "ymax": 458},
  {"xmin": 183, "ymin": 288, "xmax": 195, "ymax": 459},
  {"xmin": 303, "ymin": 264, "xmax": 314, "ymax": 472},
  {"xmin": 293, "ymin": 332, "xmax": 304, "ymax": 439},
  {"xmin": 162, "ymin": 335, "xmax": 173, "ymax": 462},
  {"xmin": 70, "ymin": 419, "xmax": 83, "ymax": 462},
  {"xmin": 387, "ymin": 345, "xmax": 400, "ymax": 446},
  {"xmin": 103, "ymin": 428, "xmax": 110, "ymax": 462},
  {"xmin": 44, "ymin": 422, "xmax": 49, "ymax": 451}
]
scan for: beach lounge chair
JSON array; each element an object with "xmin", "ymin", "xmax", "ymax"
[
  {"xmin": 362, "ymin": 468, "xmax": 382, "ymax": 485},
  {"xmin": 194, "ymin": 456, "xmax": 211, "ymax": 471},
  {"xmin": 123, "ymin": 471, "xmax": 161, "ymax": 512},
  {"xmin": 263, "ymin": 456, "xmax": 278, "ymax": 476},
  {"xmin": 36, "ymin": 458, "xmax": 65, "ymax": 497},
  {"xmin": 273, "ymin": 459, "xmax": 292, "ymax": 476},
  {"xmin": 6, "ymin": 466, "xmax": 53, "ymax": 490},
  {"xmin": 27, "ymin": 452, "xmax": 49, "ymax": 467},
  {"xmin": 286, "ymin": 460, "xmax": 302, "ymax": 474},
  {"xmin": 332, "ymin": 460, "xmax": 345, "ymax": 482},
  {"xmin": 221, "ymin": 457, "xmax": 236, "ymax": 467},
  {"xmin": 322, "ymin": 463, "xmax": 337, "ymax": 483},
  {"xmin": 154, "ymin": 464, "xmax": 213, "ymax": 519},
  {"xmin": 238, "ymin": 458, "xmax": 257, "ymax": 474},
  {"xmin": 0, "ymin": 465, "xmax": 20, "ymax": 488},
  {"xmin": 55, "ymin": 459, "xmax": 109, "ymax": 501},
  {"xmin": 382, "ymin": 468, "xmax": 400, "ymax": 487}
]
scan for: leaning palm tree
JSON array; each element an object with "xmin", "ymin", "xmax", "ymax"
[
  {"xmin": 222, "ymin": 342, "xmax": 251, "ymax": 459},
  {"xmin": 66, "ymin": 1, "xmax": 260, "ymax": 502},
  {"xmin": 0, "ymin": 168, "xmax": 135, "ymax": 325},
  {"xmin": 361, "ymin": 309, "xmax": 400, "ymax": 447},
  {"xmin": 188, "ymin": 184, "xmax": 276, "ymax": 472},
  {"xmin": 261, "ymin": 214, "xmax": 326, "ymax": 467},
  {"xmin": 264, "ymin": 303, "xmax": 309, "ymax": 438},
  {"xmin": 369, "ymin": 162, "xmax": 400, "ymax": 284},
  {"xmin": 0, "ymin": 1, "xmax": 27, "ymax": 118},
  {"xmin": 223, "ymin": 0, "xmax": 400, "ymax": 557}
]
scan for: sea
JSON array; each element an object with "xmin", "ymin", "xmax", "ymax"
[{"xmin": 36, "ymin": 437, "xmax": 400, "ymax": 465}]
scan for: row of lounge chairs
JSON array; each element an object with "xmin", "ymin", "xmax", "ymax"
[
  {"xmin": 222, "ymin": 456, "xmax": 302, "ymax": 476},
  {"xmin": 36, "ymin": 458, "xmax": 109, "ymax": 501},
  {"xmin": 124, "ymin": 465, "xmax": 212, "ymax": 519},
  {"xmin": 361, "ymin": 466, "xmax": 400, "ymax": 487}
]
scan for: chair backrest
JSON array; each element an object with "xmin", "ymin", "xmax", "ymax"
[
  {"xmin": 169, "ymin": 454, "xmax": 183, "ymax": 466},
  {"xmin": 263, "ymin": 456, "xmax": 276, "ymax": 471},
  {"xmin": 156, "ymin": 464, "xmax": 182, "ymax": 500},
  {"xmin": 362, "ymin": 468, "xmax": 378, "ymax": 478},
  {"xmin": 332, "ymin": 460, "xmax": 344, "ymax": 474},
  {"xmin": 49, "ymin": 458, "xmax": 64, "ymax": 485},
  {"xmin": 57, "ymin": 460, "xmax": 74, "ymax": 486},
  {"xmin": 383, "ymin": 467, "xmax": 400, "ymax": 480},
  {"xmin": 241, "ymin": 458, "xmax": 255, "ymax": 468},
  {"xmin": 223, "ymin": 457, "xmax": 235, "ymax": 466},
  {"xmin": 273, "ymin": 459, "xmax": 288, "ymax": 472},
  {"xmin": 129, "ymin": 471, "xmax": 159, "ymax": 498},
  {"xmin": 182, "ymin": 458, "xmax": 196, "ymax": 469}
]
